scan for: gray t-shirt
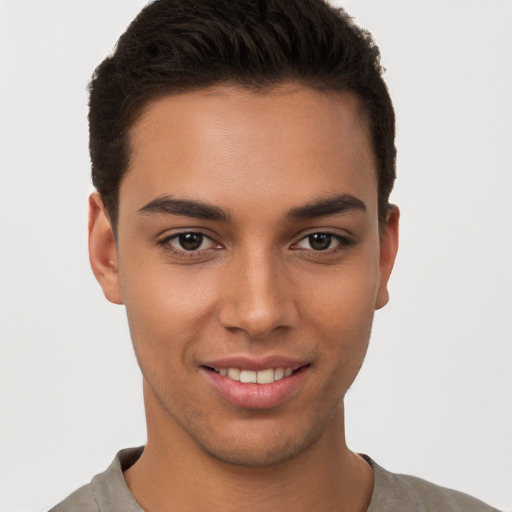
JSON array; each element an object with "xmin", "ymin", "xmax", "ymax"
[{"xmin": 49, "ymin": 447, "xmax": 500, "ymax": 511}]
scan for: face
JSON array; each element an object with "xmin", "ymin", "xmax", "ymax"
[{"xmin": 89, "ymin": 84, "xmax": 398, "ymax": 466}]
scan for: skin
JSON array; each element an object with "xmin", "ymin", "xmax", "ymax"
[{"xmin": 89, "ymin": 84, "xmax": 399, "ymax": 512}]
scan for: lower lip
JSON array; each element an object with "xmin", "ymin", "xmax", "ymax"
[{"xmin": 202, "ymin": 367, "xmax": 308, "ymax": 409}]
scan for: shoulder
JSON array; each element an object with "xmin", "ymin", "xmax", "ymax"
[
  {"xmin": 48, "ymin": 483, "xmax": 98, "ymax": 512},
  {"xmin": 365, "ymin": 456, "xmax": 501, "ymax": 512},
  {"xmin": 47, "ymin": 447, "xmax": 144, "ymax": 512}
]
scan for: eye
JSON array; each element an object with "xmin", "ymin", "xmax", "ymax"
[
  {"xmin": 163, "ymin": 232, "xmax": 219, "ymax": 252},
  {"xmin": 292, "ymin": 232, "xmax": 349, "ymax": 251}
]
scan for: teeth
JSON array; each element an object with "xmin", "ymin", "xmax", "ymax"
[
  {"xmin": 227, "ymin": 368, "xmax": 240, "ymax": 380},
  {"xmin": 215, "ymin": 367, "xmax": 296, "ymax": 383},
  {"xmin": 256, "ymin": 368, "xmax": 274, "ymax": 384},
  {"xmin": 240, "ymin": 370, "xmax": 257, "ymax": 383}
]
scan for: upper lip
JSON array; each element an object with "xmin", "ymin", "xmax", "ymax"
[{"xmin": 200, "ymin": 355, "xmax": 309, "ymax": 372}]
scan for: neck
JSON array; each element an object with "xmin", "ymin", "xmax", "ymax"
[{"xmin": 124, "ymin": 382, "xmax": 373, "ymax": 512}]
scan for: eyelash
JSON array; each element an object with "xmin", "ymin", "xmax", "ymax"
[
  {"xmin": 290, "ymin": 231, "xmax": 353, "ymax": 253},
  {"xmin": 158, "ymin": 231, "xmax": 220, "ymax": 260},
  {"xmin": 157, "ymin": 230, "xmax": 353, "ymax": 259}
]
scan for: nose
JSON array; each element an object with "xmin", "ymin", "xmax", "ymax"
[{"xmin": 218, "ymin": 249, "xmax": 299, "ymax": 339}]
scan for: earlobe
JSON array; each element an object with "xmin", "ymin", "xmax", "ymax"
[
  {"xmin": 375, "ymin": 205, "xmax": 400, "ymax": 310},
  {"xmin": 88, "ymin": 192, "xmax": 123, "ymax": 305}
]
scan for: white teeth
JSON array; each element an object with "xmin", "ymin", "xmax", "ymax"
[
  {"xmin": 240, "ymin": 370, "xmax": 257, "ymax": 383},
  {"xmin": 274, "ymin": 368, "xmax": 285, "ymax": 381},
  {"xmin": 215, "ymin": 367, "xmax": 296, "ymax": 383},
  {"xmin": 227, "ymin": 368, "xmax": 240, "ymax": 380},
  {"xmin": 256, "ymin": 368, "xmax": 274, "ymax": 384}
]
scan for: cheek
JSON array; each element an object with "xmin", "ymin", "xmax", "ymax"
[
  {"xmin": 119, "ymin": 256, "xmax": 218, "ymax": 369},
  {"xmin": 299, "ymin": 256, "xmax": 380, "ymax": 373},
  {"xmin": 305, "ymin": 259, "xmax": 379, "ymax": 330}
]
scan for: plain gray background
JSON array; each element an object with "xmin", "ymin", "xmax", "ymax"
[{"xmin": 1, "ymin": 1, "xmax": 511, "ymax": 510}]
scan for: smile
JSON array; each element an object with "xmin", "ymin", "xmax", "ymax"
[
  {"xmin": 210, "ymin": 367, "xmax": 295, "ymax": 384},
  {"xmin": 202, "ymin": 363, "xmax": 309, "ymax": 409}
]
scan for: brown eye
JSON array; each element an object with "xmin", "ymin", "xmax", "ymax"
[
  {"xmin": 159, "ymin": 231, "xmax": 222, "ymax": 258},
  {"xmin": 292, "ymin": 232, "xmax": 349, "ymax": 252},
  {"xmin": 177, "ymin": 233, "xmax": 204, "ymax": 250},
  {"xmin": 308, "ymin": 233, "xmax": 333, "ymax": 251}
]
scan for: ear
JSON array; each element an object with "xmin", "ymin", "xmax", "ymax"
[
  {"xmin": 375, "ymin": 205, "xmax": 400, "ymax": 310},
  {"xmin": 88, "ymin": 192, "xmax": 123, "ymax": 305}
]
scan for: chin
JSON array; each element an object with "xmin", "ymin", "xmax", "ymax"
[
  {"xmin": 201, "ymin": 435, "xmax": 313, "ymax": 467},
  {"xmin": 191, "ymin": 416, "xmax": 328, "ymax": 468}
]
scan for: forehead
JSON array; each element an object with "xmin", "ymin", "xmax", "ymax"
[{"xmin": 122, "ymin": 84, "xmax": 377, "ymax": 220}]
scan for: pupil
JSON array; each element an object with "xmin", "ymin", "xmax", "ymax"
[
  {"xmin": 309, "ymin": 233, "xmax": 331, "ymax": 250},
  {"xmin": 179, "ymin": 233, "xmax": 203, "ymax": 250}
]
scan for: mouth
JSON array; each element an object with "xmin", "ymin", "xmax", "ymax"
[
  {"xmin": 201, "ymin": 361, "xmax": 310, "ymax": 409},
  {"xmin": 203, "ymin": 366, "xmax": 304, "ymax": 384}
]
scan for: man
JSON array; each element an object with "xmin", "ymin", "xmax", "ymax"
[{"xmin": 50, "ymin": 0, "xmax": 500, "ymax": 510}]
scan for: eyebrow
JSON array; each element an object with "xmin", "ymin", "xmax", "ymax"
[
  {"xmin": 138, "ymin": 193, "xmax": 366, "ymax": 222},
  {"xmin": 285, "ymin": 194, "xmax": 367, "ymax": 221},
  {"xmin": 139, "ymin": 195, "xmax": 229, "ymax": 221}
]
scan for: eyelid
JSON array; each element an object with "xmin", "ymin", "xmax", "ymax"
[
  {"xmin": 170, "ymin": 233, "xmax": 217, "ymax": 250},
  {"xmin": 156, "ymin": 227, "xmax": 353, "ymax": 256},
  {"xmin": 157, "ymin": 229, "xmax": 223, "ymax": 257},
  {"xmin": 157, "ymin": 226, "xmax": 218, "ymax": 243},
  {"xmin": 290, "ymin": 229, "xmax": 354, "ymax": 251}
]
